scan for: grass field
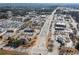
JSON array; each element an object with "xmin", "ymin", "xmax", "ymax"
[{"xmin": 0, "ymin": 49, "xmax": 28, "ymax": 55}]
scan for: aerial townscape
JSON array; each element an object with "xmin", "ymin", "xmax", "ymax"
[{"xmin": 0, "ymin": 3, "xmax": 79, "ymax": 55}]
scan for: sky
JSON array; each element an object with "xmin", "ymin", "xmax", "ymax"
[{"xmin": 0, "ymin": 0, "xmax": 79, "ymax": 3}]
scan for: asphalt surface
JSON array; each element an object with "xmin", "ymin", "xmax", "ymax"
[{"xmin": 30, "ymin": 8, "xmax": 58, "ymax": 55}]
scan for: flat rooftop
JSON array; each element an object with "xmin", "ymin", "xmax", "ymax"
[{"xmin": 0, "ymin": 20, "xmax": 23, "ymax": 31}]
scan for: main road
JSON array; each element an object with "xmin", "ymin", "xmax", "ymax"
[{"xmin": 30, "ymin": 7, "xmax": 59, "ymax": 55}]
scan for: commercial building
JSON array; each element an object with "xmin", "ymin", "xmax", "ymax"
[{"xmin": 54, "ymin": 21, "xmax": 66, "ymax": 31}]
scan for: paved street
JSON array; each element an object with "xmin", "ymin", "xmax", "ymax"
[{"xmin": 30, "ymin": 8, "xmax": 58, "ymax": 55}]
